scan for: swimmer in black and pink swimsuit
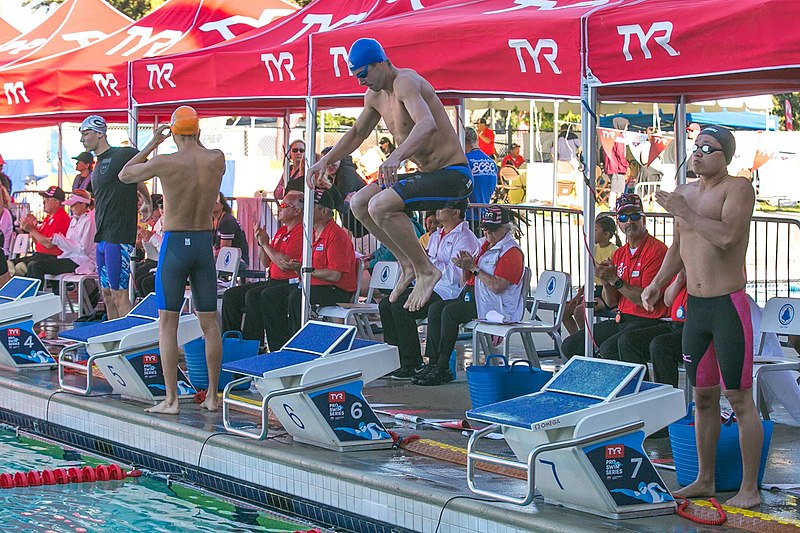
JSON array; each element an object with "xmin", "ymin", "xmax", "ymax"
[{"xmin": 681, "ymin": 289, "xmax": 754, "ymax": 390}]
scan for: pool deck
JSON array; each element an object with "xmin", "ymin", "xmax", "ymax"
[{"xmin": 1, "ymin": 340, "xmax": 799, "ymax": 533}]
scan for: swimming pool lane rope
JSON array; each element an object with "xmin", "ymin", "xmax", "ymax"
[{"xmin": 0, "ymin": 463, "xmax": 142, "ymax": 489}]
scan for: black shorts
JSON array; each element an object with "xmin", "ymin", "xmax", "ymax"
[
  {"xmin": 156, "ymin": 231, "xmax": 217, "ymax": 313},
  {"xmin": 391, "ymin": 165, "xmax": 473, "ymax": 211},
  {"xmin": 682, "ymin": 290, "xmax": 754, "ymax": 390}
]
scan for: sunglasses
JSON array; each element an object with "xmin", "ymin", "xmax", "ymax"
[
  {"xmin": 279, "ymin": 201, "xmax": 298, "ymax": 209},
  {"xmin": 617, "ymin": 212, "xmax": 643, "ymax": 223},
  {"xmin": 692, "ymin": 144, "xmax": 723, "ymax": 156},
  {"xmin": 291, "ymin": 148, "xmax": 305, "ymax": 153},
  {"xmin": 354, "ymin": 65, "xmax": 369, "ymax": 79}
]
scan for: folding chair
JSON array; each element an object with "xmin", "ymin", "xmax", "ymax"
[
  {"xmin": 10, "ymin": 233, "xmax": 29, "ymax": 260},
  {"xmin": 316, "ymin": 261, "xmax": 400, "ymax": 340},
  {"xmin": 185, "ymin": 246, "xmax": 242, "ymax": 312},
  {"xmin": 472, "ymin": 270, "xmax": 569, "ymax": 368},
  {"xmin": 753, "ymin": 296, "xmax": 800, "ymax": 419}
]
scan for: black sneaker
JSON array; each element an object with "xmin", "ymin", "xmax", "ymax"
[
  {"xmin": 411, "ymin": 363, "xmax": 436, "ymax": 384},
  {"xmin": 416, "ymin": 366, "xmax": 454, "ymax": 386},
  {"xmin": 390, "ymin": 365, "xmax": 424, "ymax": 380}
]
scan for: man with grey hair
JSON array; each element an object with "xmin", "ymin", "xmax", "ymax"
[{"xmin": 465, "ymin": 127, "xmax": 498, "ymax": 235}]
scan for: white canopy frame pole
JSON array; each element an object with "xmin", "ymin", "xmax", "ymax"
[
  {"xmin": 675, "ymin": 96, "xmax": 688, "ymax": 186},
  {"xmin": 528, "ymin": 100, "xmax": 536, "ymax": 167},
  {"xmin": 457, "ymin": 99, "xmax": 466, "ymax": 149},
  {"xmin": 552, "ymin": 100, "xmax": 560, "ymax": 206},
  {"xmin": 301, "ymin": 97, "xmax": 318, "ymax": 326},
  {"xmin": 57, "ymin": 123, "xmax": 63, "ymax": 189},
  {"xmin": 282, "ymin": 110, "xmax": 291, "ymax": 185},
  {"xmin": 581, "ymin": 84, "xmax": 598, "ymax": 358}
]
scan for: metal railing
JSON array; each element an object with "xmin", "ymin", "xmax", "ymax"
[{"xmin": 16, "ymin": 190, "xmax": 799, "ymax": 305}]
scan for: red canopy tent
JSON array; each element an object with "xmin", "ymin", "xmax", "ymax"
[
  {"xmin": 0, "ymin": 0, "xmax": 297, "ymax": 131},
  {"xmin": 577, "ymin": 0, "xmax": 799, "ymax": 356},
  {"xmin": 130, "ymin": 0, "xmax": 460, "ymax": 116},
  {"xmin": 585, "ymin": 0, "xmax": 800, "ymax": 101},
  {"xmin": 309, "ymin": 0, "xmax": 608, "ymax": 101},
  {"xmin": 0, "ymin": 18, "xmax": 21, "ymax": 46},
  {"xmin": 0, "ymin": 0, "xmax": 131, "ymax": 71}
]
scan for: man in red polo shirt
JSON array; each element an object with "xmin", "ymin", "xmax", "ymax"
[
  {"xmin": 260, "ymin": 189, "xmax": 357, "ymax": 350},
  {"xmin": 14, "ymin": 186, "xmax": 71, "ymax": 275},
  {"xmin": 220, "ymin": 189, "xmax": 304, "ymax": 344},
  {"xmin": 561, "ymin": 193, "xmax": 668, "ymax": 359},
  {"xmin": 475, "ymin": 118, "xmax": 496, "ymax": 158}
]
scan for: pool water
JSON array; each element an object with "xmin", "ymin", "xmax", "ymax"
[{"xmin": 0, "ymin": 428, "xmax": 324, "ymax": 533}]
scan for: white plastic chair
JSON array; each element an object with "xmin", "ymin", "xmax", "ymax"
[
  {"xmin": 753, "ymin": 296, "xmax": 800, "ymax": 419},
  {"xmin": 10, "ymin": 233, "xmax": 29, "ymax": 259},
  {"xmin": 472, "ymin": 270, "xmax": 569, "ymax": 368},
  {"xmin": 315, "ymin": 259, "xmax": 379, "ymax": 338},
  {"xmin": 462, "ymin": 267, "xmax": 532, "ymax": 354},
  {"xmin": 185, "ymin": 246, "xmax": 242, "ymax": 312},
  {"xmin": 44, "ymin": 272, "xmax": 99, "ymax": 320}
]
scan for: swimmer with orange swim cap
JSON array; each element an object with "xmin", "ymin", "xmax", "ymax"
[
  {"xmin": 120, "ymin": 106, "xmax": 227, "ymax": 415},
  {"xmin": 170, "ymin": 105, "xmax": 200, "ymax": 136}
]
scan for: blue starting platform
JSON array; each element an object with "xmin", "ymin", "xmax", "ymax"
[
  {"xmin": 466, "ymin": 356, "xmax": 685, "ymax": 519},
  {"xmin": 0, "ymin": 277, "xmax": 62, "ymax": 371},
  {"xmin": 222, "ymin": 321, "xmax": 400, "ymax": 451},
  {"xmin": 57, "ymin": 293, "xmax": 202, "ymax": 402}
]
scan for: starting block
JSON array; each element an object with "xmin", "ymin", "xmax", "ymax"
[
  {"xmin": 466, "ymin": 356, "xmax": 685, "ymax": 519},
  {"xmin": 57, "ymin": 294, "xmax": 201, "ymax": 401},
  {"xmin": 222, "ymin": 321, "xmax": 400, "ymax": 451},
  {"xmin": 0, "ymin": 277, "xmax": 61, "ymax": 370}
]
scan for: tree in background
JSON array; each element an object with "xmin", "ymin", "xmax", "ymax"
[
  {"xmin": 23, "ymin": 0, "xmax": 166, "ymax": 19},
  {"xmin": 773, "ymin": 93, "xmax": 799, "ymax": 131}
]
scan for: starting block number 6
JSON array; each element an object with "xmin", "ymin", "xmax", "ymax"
[{"xmin": 284, "ymin": 403, "xmax": 305, "ymax": 429}]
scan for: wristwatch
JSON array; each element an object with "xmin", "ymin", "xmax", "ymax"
[
  {"xmin": 472, "ymin": 267, "xmax": 480, "ymax": 276},
  {"xmin": 613, "ymin": 277, "xmax": 624, "ymax": 289}
]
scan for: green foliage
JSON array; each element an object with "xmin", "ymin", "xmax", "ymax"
[
  {"xmin": 319, "ymin": 112, "xmax": 355, "ymax": 130},
  {"xmin": 23, "ymin": 0, "xmax": 156, "ymax": 19},
  {"xmin": 773, "ymin": 93, "xmax": 800, "ymax": 131}
]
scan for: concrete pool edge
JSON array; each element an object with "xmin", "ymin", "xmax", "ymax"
[{"xmin": 0, "ymin": 372, "xmax": 593, "ymax": 533}]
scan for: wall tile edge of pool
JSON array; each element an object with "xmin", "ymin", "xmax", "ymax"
[{"xmin": 0, "ymin": 376, "xmax": 542, "ymax": 533}]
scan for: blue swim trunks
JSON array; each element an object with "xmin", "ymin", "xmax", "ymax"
[
  {"xmin": 156, "ymin": 231, "xmax": 217, "ymax": 312},
  {"xmin": 391, "ymin": 164, "xmax": 474, "ymax": 210},
  {"xmin": 96, "ymin": 242, "xmax": 134, "ymax": 290}
]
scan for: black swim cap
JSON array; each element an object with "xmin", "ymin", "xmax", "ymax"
[{"xmin": 698, "ymin": 126, "xmax": 736, "ymax": 165}]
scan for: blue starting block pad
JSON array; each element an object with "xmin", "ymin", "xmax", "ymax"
[
  {"xmin": 466, "ymin": 356, "xmax": 685, "ymax": 519},
  {"xmin": 58, "ymin": 293, "xmax": 202, "ymax": 402},
  {"xmin": 0, "ymin": 277, "xmax": 61, "ymax": 371},
  {"xmin": 222, "ymin": 321, "xmax": 399, "ymax": 451}
]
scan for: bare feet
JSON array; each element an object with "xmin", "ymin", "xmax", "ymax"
[
  {"xmin": 200, "ymin": 392, "xmax": 220, "ymax": 411},
  {"xmin": 389, "ymin": 265, "xmax": 415, "ymax": 304},
  {"xmin": 404, "ymin": 269, "xmax": 441, "ymax": 312},
  {"xmin": 725, "ymin": 490, "xmax": 761, "ymax": 509},
  {"xmin": 673, "ymin": 480, "xmax": 715, "ymax": 500},
  {"xmin": 145, "ymin": 398, "xmax": 180, "ymax": 415}
]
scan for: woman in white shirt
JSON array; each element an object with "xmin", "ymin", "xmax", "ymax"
[{"xmin": 25, "ymin": 189, "xmax": 96, "ymax": 284}]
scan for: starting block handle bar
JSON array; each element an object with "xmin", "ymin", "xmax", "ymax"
[
  {"xmin": 467, "ymin": 420, "xmax": 645, "ymax": 506},
  {"xmin": 57, "ymin": 341, "xmax": 159, "ymax": 396},
  {"xmin": 222, "ymin": 370, "xmax": 363, "ymax": 440}
]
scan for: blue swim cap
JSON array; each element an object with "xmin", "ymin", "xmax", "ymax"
[{"xmin": 348, "ymin": 38, "xmax": 387, "ymax": 72}]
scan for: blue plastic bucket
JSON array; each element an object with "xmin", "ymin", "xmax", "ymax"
[
  {"xmin": 669, "ymin": 402, "xmax": 774, "ymax": 491},
  {"xmin": 466, "ymin": 355, "xmax": 552, "ymax": 409},
  {"xmin": 183, "ymin": 331, "xmax": 259, "ymax": 391}
]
